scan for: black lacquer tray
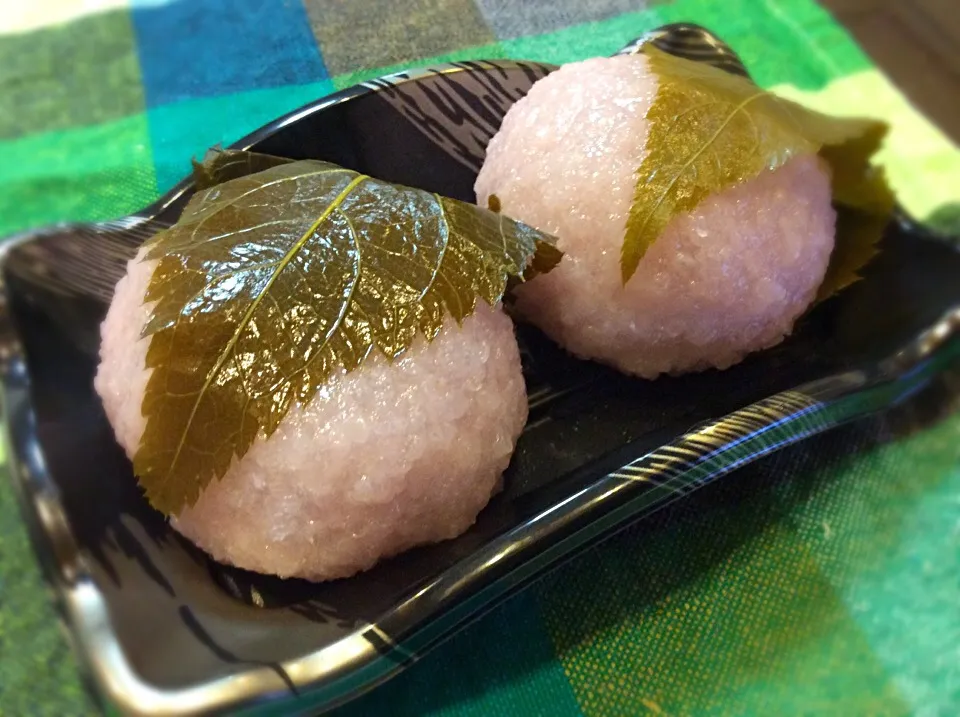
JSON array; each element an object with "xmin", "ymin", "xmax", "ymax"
[{"xmin": 2, "ymin": 24, "xmax": 958, "ymax": 717}]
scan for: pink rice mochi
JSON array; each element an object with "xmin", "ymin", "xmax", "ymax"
[
  {"xmin": 475, "ymin": 54, "xmax": 836, "ymax": 378},
  {"xmin": 95, "ymin": 251, "xmax": 528, "ymax": 581}
]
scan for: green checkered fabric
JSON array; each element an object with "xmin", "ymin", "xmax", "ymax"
[{"xmin": 1, "ymin": 1, "xmax": 958, "ymax": 715}]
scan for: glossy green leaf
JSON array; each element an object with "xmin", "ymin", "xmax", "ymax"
[
  {"xmin": 815, "ymin": 135, "xmax": 895, "ymax": 301},
  {"xmin": 191, "ymin": 147, "xmax": 294, "ymax": 189},
  {"xmin": 624, "ymin": 45, "xmax": 892, "ymax": 287},
  {"xmin": 135, "ymin": 155, "xmax": 561, "ymax": 515}
]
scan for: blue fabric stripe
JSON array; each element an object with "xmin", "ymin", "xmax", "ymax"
[{"xmin": 131, "ymin": 0, "xmax": 329, "ymax": 107}]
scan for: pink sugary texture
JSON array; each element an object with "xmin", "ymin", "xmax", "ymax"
[
  {"xmin": 475, "ymin": 54, "xmax": 837, "ymax": 378},
  {"xmin": 95, "ymin": 252, "xmax": 528, "ymax": 581}
]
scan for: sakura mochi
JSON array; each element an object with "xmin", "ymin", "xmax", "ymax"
[
  {"xmin": 93, "ymin": 44, "xmax": 887, "ymax": 582},
  {"xmin": 93, "ymin": 153, "xmax": 557, "ymax": 582},
  {"xmin": 475, "ymin": 55, "xmax": 838, "ymax": 378},
  {"xmin": 95, "ymin": 251, "xmax": 528, "ymax": 581}
]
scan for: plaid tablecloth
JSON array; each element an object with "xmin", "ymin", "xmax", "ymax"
[{"xmin": 1, "ymin": 1, "xmax": 959, "ymax": 715}]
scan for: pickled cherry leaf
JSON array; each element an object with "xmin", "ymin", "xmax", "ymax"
[
  {"xmin": 135, "ymin": 155, "xmax": 561, "ymax": 515},
  {"xmin": 624, "ymin": 45, "xmax": 893, "ymax": 288},
  {"xmin": 190, "ymin": 147, "xmax": 295, "ymax": 190},
  {"xmin": 814, "ymin": 206, "xmax": 886, "ymax": 302},
  {"xmin": 815, "ymin": 135, "xmax": 895, "ymax": 302}
]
